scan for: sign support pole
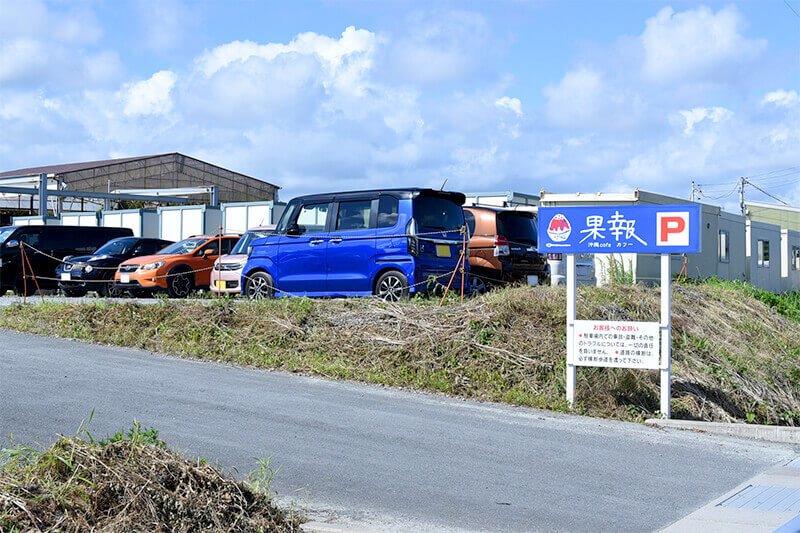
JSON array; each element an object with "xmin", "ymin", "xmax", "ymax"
[
  {"xmin": 566, "ymin": 253, "xmax": 576, "ymax": 406},
  {"xmin": 660, "ymin": 253, "xmax": 671, "ymax": 418}
]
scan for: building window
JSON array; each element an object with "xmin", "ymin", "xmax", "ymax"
[
  {"xmin": 718, "ymin": 230, "xmax": 729, "ymax": 263},
  {"xmin": 757, "ymin": 239, "xmax": 770, "ymax": 268},
  {"xmin": 793, "ymin": 246, "xmax": 800, "ymax": 271}
]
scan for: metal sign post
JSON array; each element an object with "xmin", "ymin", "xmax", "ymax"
[
  {"xmin": 566, "ymin": 253, "xmax": 576, "ymax": 405},
  {"xmin": 541, "ymin": 204, "xmax": 701, "ymax": 420},
  {"xmin": 660, "ymin": 253, "xmax": 671, "ymax": 418}
]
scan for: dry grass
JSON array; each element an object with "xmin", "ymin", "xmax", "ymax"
[
  {"xmin": 0, "ymin": 424, "xmax": 301, "ymax": 532},
  {"xmin": 1, "ymin": 283, "xmax": 799, "ymax": 424}
]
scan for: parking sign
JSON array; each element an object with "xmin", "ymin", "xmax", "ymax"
[{"xmin": 538, "ymin": 204, "xmax": 701, "ymax": 254}]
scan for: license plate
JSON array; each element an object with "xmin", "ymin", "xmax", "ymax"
[
  {"xmin": 527, "ymin": 275, "xmax": 539, "ymax": 287},
  {"xmin": 215, "ymin": 280, "xmax": 224, "ymax": 289},
  {"xmin": 436, "ymin": 244, "xmax": 451, "ymax": 258},
  {"xmin": 60, "ymin": 272, "xmax": 71, "ymax": 281},
  {"xmin": 120, "ymin": 274, "xmax": 131, "ymax": 284}
]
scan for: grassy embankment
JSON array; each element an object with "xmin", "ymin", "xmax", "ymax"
[
  {"xmin": 0, "ymin": 422, "xmax": 301, "ymax": 531},
  {"xmin": 1, "ymin": 281, "xmax": 800, "ymax": 425}
]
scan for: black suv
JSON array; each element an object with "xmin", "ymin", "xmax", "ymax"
[
  {"xmin": 0, "ymin": 225, "xmax": 134, "ymax": 296},
  {"xmin": 55, "ymin": 236, "xmax": 173, "ymax": 297}
]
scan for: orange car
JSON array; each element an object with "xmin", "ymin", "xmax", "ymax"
[{"xmin": 114, "ymin": 234, "xmax": 240, "ymax": 298}]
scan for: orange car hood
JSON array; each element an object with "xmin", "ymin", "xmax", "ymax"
[{"xmin": 119, "ymin": 254, "xmax": 180, "ymax": 265}]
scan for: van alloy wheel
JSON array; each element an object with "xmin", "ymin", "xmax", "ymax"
[
  {"xmin": 246, "ymin": 272, "xmax": 274, "ymax": 300},
  {"xmin": 375, "ymin": 271, "xmax": 409, "ymax": 302}
]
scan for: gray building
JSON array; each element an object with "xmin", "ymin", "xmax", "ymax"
[{"xmin": 0, "ymin": 152, "xmax": 279, "ymax": 215}]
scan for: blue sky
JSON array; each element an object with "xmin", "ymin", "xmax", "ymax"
[{"xmin": 0, "ymin": 0, "xmax": 798, "ymax": 210}]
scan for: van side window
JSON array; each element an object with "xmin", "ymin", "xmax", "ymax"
[
  {"xmin": 463, "ymin": 210, "xmax": 476, "ymax": 236},
  {"xmin": 296, "ymin": 203, "xmax": 329, "ymax": 233},
  {"xmin": 337, "ymin": 200, "xmax": 372, "ymax": 231},
  {"xmin": 377, "ymin": 196, "xmax": 399, "ymax": 228}
]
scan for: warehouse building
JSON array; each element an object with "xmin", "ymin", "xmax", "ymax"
[{"xmin": 0, "ymin": 153, "xmax": 279, "ymax": 219}]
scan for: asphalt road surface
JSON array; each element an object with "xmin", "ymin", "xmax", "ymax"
[{"xmin": 0, "ymin": 330, "xmax": 794, "ymax": 532}]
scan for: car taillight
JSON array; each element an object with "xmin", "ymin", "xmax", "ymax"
[
  {"xmin": 493, "ymin": 235, "xmax": 510, "ymax": 257},
  {"xmin": 406, "ymin": 219, "xmax": 418, "ymax": 257},
  {"xmin": 547, "ymin": 253, "xmax": 562, "ymax": 261}
]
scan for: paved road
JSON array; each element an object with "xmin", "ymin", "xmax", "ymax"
[{"xmin": 0, "ymin": 330, "xmax": 794, "ymax": 532}]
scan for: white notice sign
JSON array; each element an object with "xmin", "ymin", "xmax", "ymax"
[{"xmin": 573, "ymin": 320, "xmax": 660, "ymax": 369}]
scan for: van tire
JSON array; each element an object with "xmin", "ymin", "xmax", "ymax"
[
  {"xmin": 166, "ymin": 268, "xmax": 194, "ymax": 298},
  {"xmin": 374, "ymin": 270, "xmax": 409, "ymax": 302},
  {"xmin": 245, "ymin": 271, "xmax": 275, "ymax": 300},
  {"xmin": 13, "ymin": 274, "xmax": 36, "ymax": 297}
]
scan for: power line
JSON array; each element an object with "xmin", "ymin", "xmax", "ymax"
[
  {"xmin": 746, "ymin": 179, "xmax": 793, "ymax": 206},
  {"xmin": 785, "ymin": 0, "xmax": 800, "ymax": 18}
]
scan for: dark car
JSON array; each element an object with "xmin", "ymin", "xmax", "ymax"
[
  {"xmin": 463, "ymin": 206, "xmax": 546, "ymax": 292},
  {"xmin": 55, "ymin": 236, "xmax": 173, "ymax": 297},
  {"xmin": 0, "ymin": 225, "xmax": 134, "ymax": 296}
]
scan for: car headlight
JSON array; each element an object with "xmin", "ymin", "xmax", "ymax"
[
  {"xmin": 84, "ymin": 265, "xmax": 93, "ymax": 273},
  {"xmin": 141, "ymin": 261, "xmax": 165, "ymax": 271}
]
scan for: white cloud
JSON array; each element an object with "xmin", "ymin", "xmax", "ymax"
[
  {"xmin": 380, "ymin": 10, "xmax": 493, "ymax": 85},
  {"xmin": 640, "ymin": 5, "xmax": 766, "ymax": 84},
  {"xmin": 495, "ymin": 96, "xmax": 522, "ymax": 116},
  {"xmin": 0, "ymin": 0, "xmax": 119, "ymax": 88},
  {"xmin": 762, "ymin": 90, "xmax": 800, "ymax": 108},
  {"xmin": 123, "ymin": 71, "xmax": 178, "ymax": 116},
  {"xmin": 543, "ymin": 67, "xmax": 643, "ymax": 129},
  {"xmin": 679, "ymin": 106, "xmax": 733, "ymax": 135}
]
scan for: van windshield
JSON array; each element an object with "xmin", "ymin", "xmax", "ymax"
[
  {"xmin": 275, "ymin": 200, "xmax": 300, "ymax": 234},
  {"xmin": 497, "ymin": 213, "xmax": 537, "ymax": 246},
  {"xmin": 0, "ymin": 227, "xmax": 16, "ymax": 244},
  {"xmin": 413, "ymin": 196, "xmax": 464, "ymax": 234},
  {"xmin": 156, "ymin": 238, "xmax": 205, "ymax": 255},
  {"xmin": 231, "ymin": 230, "xmax": 273, "ymax": 254}
]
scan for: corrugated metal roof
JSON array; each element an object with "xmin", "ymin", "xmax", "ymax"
[
  {"xmin": 0, "ymin": 153, "xmax": 175, "ymax": 178},
  {"xmin": 0, "ymin": 153, "xmax": 279, "ymax": 190}
]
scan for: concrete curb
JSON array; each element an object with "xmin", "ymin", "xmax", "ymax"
[
  {"xmin": 645, "ymin": 418, "xmax": 800, "ymax": 444},
  {"xmin": 302, "ymin": 522, "xmax": 378, "ymax": 533}
]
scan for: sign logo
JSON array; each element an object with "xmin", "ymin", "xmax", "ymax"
[
  {"xmin": 656, "ymin": 212, "xmax": 689, "ymax": 247},
  {"xmin": 547, "ymin": 214, "xmax": 571, "ymax": 242}
]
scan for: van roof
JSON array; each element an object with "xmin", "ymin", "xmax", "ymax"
[{"xmin": 289, "ymin": 188, "xmax": 466, "ymax": 205}]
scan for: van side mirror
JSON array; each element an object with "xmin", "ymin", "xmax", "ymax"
[
  {"xmin": 5, "ymin": 240, "xmax": 19, "ymax": 248},
  {"xmin": 286, "ymin": 224, "xmax": 302, "ymax": 237}
]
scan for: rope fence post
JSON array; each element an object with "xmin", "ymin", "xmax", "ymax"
[
  {"xmin": 460, "ymin": 225, "xmax": 466, "ymax": 304},
  {"xmin": 21, "ymin": 244, "xmax": 44, "ymax": 303},
  {"xmin": 217, "ymin": 223, "xmax": 222, "ymax": 301},
  {"xmin": 20, "ymin": 242, "xmax": 27, "ymax": 304}
]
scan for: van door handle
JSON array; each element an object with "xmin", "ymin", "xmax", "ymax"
[
  {"xmin": 330, "ymin": 238, "xmax": 343, "ymax": 243},
  {"xmin": 309, "ymin": 239, "xmax": 324, "ymax": 245}
]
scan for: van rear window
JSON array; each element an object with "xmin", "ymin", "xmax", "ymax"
[
  {"xmin": 413, "ymin": 196, "xmax": 464, "ymax": 234},
  {"xmin": 497, "ymin": 213, "xmax": 537, "ymax": 245}
]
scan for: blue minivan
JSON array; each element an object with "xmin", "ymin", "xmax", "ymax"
[{"xmin": 242, "ymin": 188, "xmax": 468, "ymax": 300}]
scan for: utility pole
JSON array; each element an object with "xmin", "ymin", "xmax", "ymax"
[
  {"xmin": 690, "ymin": 180, "xmax": 696, "ymax": 202},
  {"xmin": 739, "ymin": 176, "xmax": 746, "ymax": 217}
]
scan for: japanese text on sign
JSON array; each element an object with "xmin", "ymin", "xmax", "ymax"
[
  {"xmin": 538, "ymin": 204, "xmax": 701, "ymax": 254},
  {"xmin": 572, "ymin": 320, "xmax": 660, "ymax": 370}
]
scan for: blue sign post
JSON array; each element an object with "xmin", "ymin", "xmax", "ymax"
[{"xmin": 538, "ymin": 204, "xmax": 702, "ymax": 419}]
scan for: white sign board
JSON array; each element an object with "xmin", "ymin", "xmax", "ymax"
[{"xmin": 573, "ymin": 320, "xmax": 660, "ymax": 369}]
